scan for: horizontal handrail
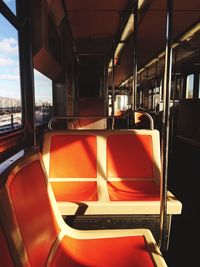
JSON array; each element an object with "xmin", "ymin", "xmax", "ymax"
[
  {"xmin": 48, "ymin": 110, "xmax": 154, "ymax": 130},
  {"xmin": 136, "ymin": 112, "xmax": 154, "ymax": 130},
  {"xmin": 48, "ymin": 110, "xmax": 133, "ymax": 130}
]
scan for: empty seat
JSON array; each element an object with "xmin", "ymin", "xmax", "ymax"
[
  {"xmin": 42, "ymin": 130, "xmax": 182, "ymax": 216},
  {"xmin": 0, "ymin": 151, "xmax": 167, "ymax": 267},
  {"xmin": 106, "ymin": 133, "xmax": 160, "ymax": 201},
  {"xmin": 47, "ymin": 134, "xmax": 97, "ymax": 202}
]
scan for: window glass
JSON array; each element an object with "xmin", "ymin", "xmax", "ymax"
[
  {"xmin": 0, "ymin": 14, "xmax": 22, "ymax": 133},
  {"xmin": 2, "ymin": 0, "xmax": 16, "ymax": 14},
  {"xmin": 34, "ymin": 69, "xmax": 53, "ymax": 126},
  {"xmin": 186, "ymin": 74, "xmax": 194, "ymax": 99},
  {"xmin": 114, "ymin": 95, "xmax": 129, "ymax": 116}
]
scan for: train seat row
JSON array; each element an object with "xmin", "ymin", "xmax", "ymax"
[
  {"xmin": 42, "ymin": 129, "xmax": 182, "ymax": 216},
  {"xmin": 0, "ymin": 151, "xmax": 167, "ymax": 267}
]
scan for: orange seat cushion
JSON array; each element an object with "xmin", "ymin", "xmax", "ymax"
[
  {"xmin": 50, "ymin": 235, "xmax": 155, "ymax": 267},
  {"xmin": 49, "ymin": 135, "xmax": 97, "ymax": 178},
  {"xmin": 107, "ymin": 134, "xmax": 154, "ymax": 178},
  {"xmin": 9, "ymin": 160, "xmax": 60, "ymax": 267},
  {"xmin": 51, "ymin": 181, "xmax": 98, "ymax": 201},
  {"xmin": 108, "ymin": 181, "xmax": 160, "ymax": 201}
]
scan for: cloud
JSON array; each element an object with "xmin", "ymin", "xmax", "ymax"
[
  {"xmin": 0, "ymin": 38, "xmax": 18, "ymax": 56},
  {"xmin": 0, "ymin": 74, "xmax": 19, "ymax": 81},
  {"xmin": 0, "ymin": 57, "xmax": 16, "ymax": 66}
]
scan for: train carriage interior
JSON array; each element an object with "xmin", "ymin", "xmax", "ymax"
[{"xmin": 0, "ymin": 0, "xmax": 200, "ymax": 266}]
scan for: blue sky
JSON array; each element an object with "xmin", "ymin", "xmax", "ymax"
[{"xmin": 0, "ymin": 0, "xmax": 52, "ymax": 103}]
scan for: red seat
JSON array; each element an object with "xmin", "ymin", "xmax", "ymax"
[
  {"xmin": 48, "ymin": 134, "xmax": 97, "ymax": 202},
  {"xmin": 50, "ymin": 181, "xmax": 98, "ymax": 201},
  {"xmin": 107, "ymin": 181, "xmax": 160, "ymax": 201},
  {"xmin": 49, "ymin": 135, "xmax": 97, "ymax": 178},
  {"xmin": 50, "ymin": 235, "xmax": 155, "ymax": 267},
  {"xmin": 0, "ymin": 151, "xmax": 167, "ymax": 267},
  {"xmin": 107, "ymin": 134, "xmax": 154, "ymax": 178}
]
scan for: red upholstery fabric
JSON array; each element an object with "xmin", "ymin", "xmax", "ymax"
[
  {"xmin": 9, "ymin": 160, "xmax": 60, "ymax": 267},
  {"xmin": 0, "ymin": 226, "xmax": 14, "ymax": 267},
  {"xmin": 50, "ymin": 235, "xmax": 155, "ymax": 267},
  {"xmin": 49, "ymin": 135, "xmax": 97, "ymax": 178},
  {"xmin": 107, "ymin": 134, "xmax": 154, "ymax": 178},
  {"xmin": 51, "ymin": 181, "xmax": 98, "ymax": 201},
  {"xmin": 107, "ymin": 181, "xmax": 160, "ymax": 201}
]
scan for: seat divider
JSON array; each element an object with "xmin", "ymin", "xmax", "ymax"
[{"xmin": 96, "ymin": 135, "xmax": 110, "ymax": 202}]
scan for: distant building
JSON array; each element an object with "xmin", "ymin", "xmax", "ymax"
[{"xmin": 0, "ymin": 97, "xmax": 21, "ymax": 109}]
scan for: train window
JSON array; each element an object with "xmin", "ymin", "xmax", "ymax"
[
  {"xmin": 34, "ymin": 69, "xmax": 53, "ymax": 126},
  {"xmin": 2, "ymin": 0, "xmax": 16, "ymax": 14},
  {"xmin": 0, "ymin": 13, "xmax": 22, "ymax": 134},
  {"xmin": 186, "ymin": 74, "xmax": 194, "ymax": 99},
  {"xmin": 115, "ymin": 94, "xmax": 129, "ymax": 115}
]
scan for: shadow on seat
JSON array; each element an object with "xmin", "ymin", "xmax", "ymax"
[{"xmin": 0, "ymin": 151, "xmax": 167, "ymax": 267}]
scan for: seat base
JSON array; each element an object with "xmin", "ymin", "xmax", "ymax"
[
  {"xmin": 64, "ymin": 214, "xmax": 172, "ymax": 246},
  {"xmin": 50, "ymin": 234, "xmax": 155, "ymax": 267}
]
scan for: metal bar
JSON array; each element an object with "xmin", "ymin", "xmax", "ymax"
[
  {"xmin": 132, "ymin": 0, "xmax": 138, "ymax": 111},
  {"xmin": 108, "ymin": 1, "xmax": 134, "ymax": 69},
  {"xmin": 154, "ymin": 60, "xmax": 158, "ymax": 113},
  {"xmin": 104, "ymin": 57, "xmax": 109, "ymax": 116},
  {"xmin": 169, "ymin": 52, "xmax": 177, "ymax": 157},
  {"xmin": 111, "ymin": 56, "xmax": 115, "ymax": 128},
  {"xmin": 172, "ymin": 53, "xmax": 178, "ymax": 107},
  {"xmin": 111, "ymin": 56, "xmax": 115, "ymax": 116},
  {"xmin": 48, "ymin": 111, "xmax": 154, "ymax": 130},
  {"xmin": 159, "ymin": 0, "xmax": 173, "ymax": 251}
]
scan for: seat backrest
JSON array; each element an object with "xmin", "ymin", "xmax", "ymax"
[
  {"xmin": 106, "ymin": 131, "xmax": 159, "ymax": 179},
  {"xmin": 0, "ymin": 152, "xmax": 60, "ymax": 267},
  {"xmin": 0, "ymin": 224, "xmax": 14, "ymax": 267},
  {"xmin": 47, "ymin": 134, "xmax": 97, "ymax": 178}
]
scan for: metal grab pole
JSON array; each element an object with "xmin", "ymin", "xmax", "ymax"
[
  {"xmin": 111, "ymin": 56, "xmax": 115, "ymax": 128},
  {"xmin": 154, "ymin": 60, "xmax": 158, "ymax": 113},
  {"xmin": 104, "ymin": 57, "xmax": 108, "ymax": 116},
  {"xmin": 170, "ymin": 52, "xmax": 178, "ymax": 155},
  {"xmin": 132, "ymin": 0, "xmax": 138, "ymax": 111},
  {"xmin": 159, "ymin": 0, "xmax": 173, "ymax": 251}
]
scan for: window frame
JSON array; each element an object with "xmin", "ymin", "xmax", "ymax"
[
  {"xmin": 185, "ymin": 73, "xmax": 194, "ymax": 99},
  {"xmin": 0, "ymin": 0, "xmax": 24, "ymax": 136}
]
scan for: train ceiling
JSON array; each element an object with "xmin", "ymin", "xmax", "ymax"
[
  {"xmin": 44, "ymin": 0, "xmax": 200, "ymax": 84},
  {"xmin": 65, "ymin": 0, "xmax": 129, "ymax": 55},
  {"xmin": 112, "ymin": 0, "xmax": 200, "ymax": 85}
]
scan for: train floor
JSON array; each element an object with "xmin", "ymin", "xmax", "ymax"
[{"xmin": 164, "ymin": 140, "xmax": 200, "ymax": 266}]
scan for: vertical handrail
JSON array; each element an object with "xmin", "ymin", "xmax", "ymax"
[
  {"xmin": 104, "ymin": 57, "xmax": 108, "ymax": 116},
  {"xmin": 132, "ymin": 0, "xmax": 138, "ymax": 112},
  {"xmin": 111, "ymin": 56, "xmax": 115, "ymax": 128},
  {"xmin": 170, "ymin": 52, "xmax": 178, "ymax": 155},
  {"xmin": 159, "ymin": 0, "xmax": 173, "ymax": 251},
  {"xmin": 154, "ymin": 60, "xmax": 158, "ymax": 113}
]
